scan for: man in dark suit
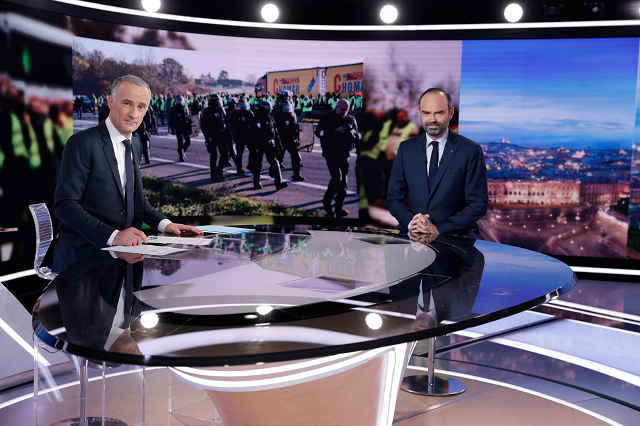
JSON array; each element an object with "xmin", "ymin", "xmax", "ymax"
[
  {"xmin": 54, "ymin": 248, "xmax": 146, "ymax": 356},
  {"xmin": 386, "ymin": 88, "xmax": 488, "ymax": 238},
  {"xmin": 52, "ymin": 75, "xmax": 202, "ymax": 272},
  {"xmin": 387, "ymin": 234, "xmax": 484, "ymax": 331}
]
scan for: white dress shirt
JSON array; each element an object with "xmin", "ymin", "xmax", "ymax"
[
  {"xmin": 104, "ymin": 117, "xmax": 170, "ymax": 246},
  {"xmin": 407, "ymin": 131, "xmax": 449, "ymax": 233}
]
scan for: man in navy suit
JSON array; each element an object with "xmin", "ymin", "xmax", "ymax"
[
  {"xmin": 52, "ymin": 75, "xmax": 202, "ymax": 271},
  {"xmin": 386, "ymin": 88, "xmax": 488, "ymax": 238}
]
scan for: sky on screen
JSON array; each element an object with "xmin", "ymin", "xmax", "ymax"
[{"xmin": 459, "ymin": 38, "xmax": 640, "ymax": 149}]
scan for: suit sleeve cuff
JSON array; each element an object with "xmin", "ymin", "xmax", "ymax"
[
  {"xmin": 407, "ymin": 218, "xmax": 413, "ymax": 237},
  {"xmin": 106, "ymin": 230, "xmax": 118, "ymax": 247},
  {"xmin": 158, "ymin": 219, "xmax": 172, "ymax": 233}
]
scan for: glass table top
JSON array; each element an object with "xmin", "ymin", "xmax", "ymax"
[{"xmin": 33, "ymin": 227, "xmax": 576, "ymax": 367}]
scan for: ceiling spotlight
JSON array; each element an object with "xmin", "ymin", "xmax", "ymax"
[
  {"xmin": 261, "ymin": 4, "xmax": 279, "ymax": 22},
  {"xmin": 585, "ymin": 2, "xmax": 604, "ymax": 18},
  {"xmin": 380, "ymin": 5, "xmax": 398, "ymax": 24},
  {"xmin": 504, "ymin": 3, "xmax": 524, "ymax": 22},
  {"xmin": 542, "ymin": 2, "xmax": 563, "ymax": 21},
  {"xmin": 141, "ymin": 0, "xmax": 161, "ymax": 13}
]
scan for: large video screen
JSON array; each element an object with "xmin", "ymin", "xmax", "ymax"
[{"xmin": 1, "ymin": 3, "xmax": 639, "ymax": 263}]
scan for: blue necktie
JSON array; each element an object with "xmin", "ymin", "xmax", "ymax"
[
  {"xmin": 428, "ymin": 140, "xmax": 439, "ymax": 191},
  {"xmin": 122, "ymin": 139, "xmax": 134, "ymax": 228}
]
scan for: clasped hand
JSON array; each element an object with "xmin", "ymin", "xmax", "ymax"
[{"xmin": 410, "ymin": 213, "xmax": 439, "ymax": 236}]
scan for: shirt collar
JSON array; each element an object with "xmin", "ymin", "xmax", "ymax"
[
  {"xmin": 426, "ymin": 128, "xmax": 449, "ymax": 147},
  {"xmin": 105, "ymin": 116, "xmax": 131, "ymax": 144}
]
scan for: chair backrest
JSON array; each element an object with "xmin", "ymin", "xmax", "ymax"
[{"xmin": 28, "ymin": 203, "xmax": 57, "ymax": 280}]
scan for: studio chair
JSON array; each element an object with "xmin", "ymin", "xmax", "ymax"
[
  {"xmin": 29, "ymin": 203, "xmax": 127, "ymax": 426},
  {"xmin": 28, "ymin": 203, "xmax": 57, "ymax": 280}
]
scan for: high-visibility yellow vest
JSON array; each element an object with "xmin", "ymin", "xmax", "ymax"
[
  {"xmin": 60, "ymin": 114, "xmax": 74, "ymax": 145},
  {"xmin": 11, "ymin": 112, "xmax": 41, "ymax": 169},
  {"xmin": 358, "ymin": 183, "xmax": 369, "ymax": 210},
  {"xmin": 361, "ymin": 119, "xmax": 392, "ymax": 160},
  {"xmin": 391, "ymin": 121, "xmax": 419, "ymax": 155},
  {"xmin": 10, "ymin": 112, "xmax": 28, "ymax": 160},
  {"xmin": 43, "ymin": 118, "xmax": 55, "ymax": 153}
]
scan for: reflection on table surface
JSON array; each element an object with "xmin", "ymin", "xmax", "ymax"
[{"xmin": 33, "ymin": 227, "xmax": 576, "ymax": 366}]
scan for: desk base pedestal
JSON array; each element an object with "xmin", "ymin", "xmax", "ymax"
[
  {"xmin": 400, "ymin": 336, "xmax": 466, "ymax": 397},
  {"xmin": 400, "ymin": 375, "xmax": 465, "ymax": 397},
  {"xmin": 170, "ymin": 343, "xmax": 408, "ymax": 426}
]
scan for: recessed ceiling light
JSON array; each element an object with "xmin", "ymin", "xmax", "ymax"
[
  {"xmin": 141, "ymin": 0, "xmax": 160, "ymax": 13},
  {"xmin": 262, "ymin": 4, "xmax": 279, "ymax": 23},
  {"xmin": 504, "ymin": 3, "xmax": 523, "ymax": 23},
  {"xmin": 380, "ymin": 5, "xmax": 398, "ymax": 24}
]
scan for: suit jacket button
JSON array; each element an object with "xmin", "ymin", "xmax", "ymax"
[
  {"xmin": 427, "ymin": 210, "xmax": 431, "ymax": 214},
  {"xmin": 120, "ymin": 210, "xmax": 125, "ymax": 215}
]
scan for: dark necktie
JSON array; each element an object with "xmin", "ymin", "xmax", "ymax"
[
  {"xmin": 428, "ymin": 140, "xmax": 439, "ymax": 191},
  {"xmin": 122, "ymin": 139, "xmax": 134, "ymax": 228}
]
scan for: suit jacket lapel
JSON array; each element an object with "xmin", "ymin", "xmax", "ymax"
[
  {"xmin": 428, "ymin": 129, "xmax": 459, "ymax": 202},
  {"xmin": 100, "ymin": 122, "xmax": 125, "ymax": 201},
  {"xmin": 415, "ymin": 134, "xmax": 430, "ymax": 197}
]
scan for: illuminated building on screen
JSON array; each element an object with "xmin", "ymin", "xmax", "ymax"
[
  {"xmin": 488, "ymin": 179, "xmax": 629, "ymax": 206},
  {"xmin": 488, "ymin": 180, "xmax": 581, "ymax": 205}
]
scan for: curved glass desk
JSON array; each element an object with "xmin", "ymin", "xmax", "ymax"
[{"xmin": 33, "ymin": 228, "xmax": 576, "ymax": 426}]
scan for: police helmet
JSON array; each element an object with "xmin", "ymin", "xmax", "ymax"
[
  {"xmin": 238, "ymin": 100, "xmax": 250, "ymax": 111},
  {"xmin": 278, "ymin": 99, "xmax": 293, "ymax": 113},
  {"xmin": 260, "ymin": 101, "xmax": 272, "ymax": 111}
]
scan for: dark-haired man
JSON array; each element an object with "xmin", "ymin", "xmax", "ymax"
[{"xmin": 386, "ymin": 88, "xmax": 488, "ymax": 238}]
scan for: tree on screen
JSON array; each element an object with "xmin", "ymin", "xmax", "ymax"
[{"xmin": 161, "ymin": 58, "xmax": 187, "ymax": 92}]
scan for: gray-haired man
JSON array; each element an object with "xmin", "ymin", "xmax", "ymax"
[{"xmin": 52, "ymin": 75, "xmax": 202, "ymax": 271}]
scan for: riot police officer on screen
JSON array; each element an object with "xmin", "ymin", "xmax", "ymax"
[
  {"xmin": 224, "ymin": 97, "xmax": 239, "ymax": 169},
  {"xmin": 201, "ymin": 94, "xmax": 230, "ymax": 181},
  {"xmin": 274, "ymin": 99, "xmax": 304, "ymax": 182},
  {"xmin": 250, "ymin": 101, "xmax": 288, "ymax": 191},
  {"xmin": 229, "ymin": 97, "xmax": 254, "ymax": 175},
  {"xmin": 315, "ymin": 99, "xmax": 360, "ymax": 218},
  {"xmin": 169, "ymin": 95, "xmax": 191, "ymax": 162}
]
